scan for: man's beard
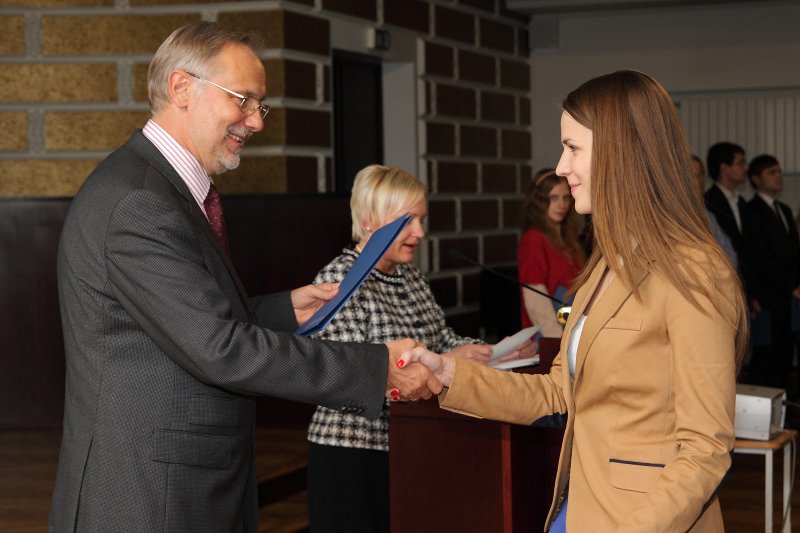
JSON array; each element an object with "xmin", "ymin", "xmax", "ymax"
[
  {"xmin": 219, "ymin": 151, "xmax": 241, "ymax": 172},
  {"xmin": 218, "ymin": 127, "xmax": 249, "ymax": 172}
]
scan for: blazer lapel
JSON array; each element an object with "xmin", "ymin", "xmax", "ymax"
[
  {"xmin": 781, "ymin": 202, "xmax": 800, "ymax": 243},
  {"xmin": 555, "ymin": 257, "xmax": 607, "ymax": 403},
  {"xmin": 127, "ymin": 131, "xmax": 251, "ymax": 305},
  {"xmin": 565, "ymin": 256, "xmax": 607, "ymax": 329},
  {"xmin": 572, "ymin": 261, "xmax": 646, "ymax": 382}
]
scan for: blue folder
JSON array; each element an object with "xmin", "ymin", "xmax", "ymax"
[{"xmin": 296, "ymin": 213, "xmax": 412, "ymax": 336}]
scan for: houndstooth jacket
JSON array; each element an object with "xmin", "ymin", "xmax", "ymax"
[{"xmin": 307, "ymin": 247, "xmax": 480, "ymax": 451}]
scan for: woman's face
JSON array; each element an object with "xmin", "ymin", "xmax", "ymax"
[
  {"xmin": 372, "ymin": 198, "xmax": 427, "ymax": 274},
  {"xmin": 556, "ymin": 111, "xmax": 593, "ymax": 214},
  {"xmin": 546, "ymin": 181, "xmax": 571, "ymax": 224}
]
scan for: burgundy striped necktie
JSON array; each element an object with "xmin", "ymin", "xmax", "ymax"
[{"xmin": 203, "ymin": 184, "xmax": 230, "ymax": 255}]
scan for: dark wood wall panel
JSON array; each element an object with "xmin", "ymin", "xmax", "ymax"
[
  {"xmin": 0, "ymin": 199, "xmax": 70, "ymax": 429},
  {"xmin": 0, "ymin": 195, "xmax": 351, "ymax": 429}
]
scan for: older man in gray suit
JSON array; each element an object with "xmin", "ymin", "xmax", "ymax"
[{"xmin": 50, "ymin": 21, "xmax": 438, "ymax": 532}]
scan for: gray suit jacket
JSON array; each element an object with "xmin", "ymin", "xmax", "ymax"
[{"xmin": 50, "ymin": 131, "xmax": 388, "ymax": 532}]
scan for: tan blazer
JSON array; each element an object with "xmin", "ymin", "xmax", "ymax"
[{"xmin": 441, "ymin": 253, "xmax": 739, "ymax": 533}]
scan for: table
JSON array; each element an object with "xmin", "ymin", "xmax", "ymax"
[{"xmin": 734, "ymin": 428, "xmax": 797, "ymax": 533}]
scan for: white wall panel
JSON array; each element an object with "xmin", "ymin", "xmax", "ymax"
[{"xmin": 676, "ymin": 91, "xmax": 800, "ymax": 175}]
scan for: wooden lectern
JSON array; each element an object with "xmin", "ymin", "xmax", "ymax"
[{"xmin": 389, "ymin": 338, "xmax": 564, "ymax": 533}]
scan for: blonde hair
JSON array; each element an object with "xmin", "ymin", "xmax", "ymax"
[
  {"xmin": 148, "ymin": 21, "xmax": 264, "ymax": 114},
  {"xmin": 522, "ymin": 168, "xmax": 584, "ymax": 265},
  {"xmin": 350, "ymin": 165, "xmax": 426, "ymax": 242},
  {"xmin": 563, "ymin": 70, "xmax": 748, "ymax": 367}
]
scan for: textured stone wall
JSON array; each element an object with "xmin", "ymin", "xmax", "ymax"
[
  {"xmin": 0, "ymin": 3, "xmax": 340, "ymax": 196},
  {"xmin": 415, "ymin": 1, "xmax": 530, "ymax": 333},
  {"xmin": 0, "ymin": 0, "xmax": 531, "ymax": 332}
]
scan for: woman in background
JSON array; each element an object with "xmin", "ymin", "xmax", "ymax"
[
  {"xmin": 518, "ymin": 168, "xmax": 585, "ymax": 337},
  {"xmin": 401, "ymin": 70, "xmax": 748, "ymax": 533},
  {"xmin": 306, "ymin": 164, "xmax": 531, "ymax": 533}
]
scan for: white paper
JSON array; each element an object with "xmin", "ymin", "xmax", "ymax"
[{"xmin": 490, "ymin": 325, "xmax": 540, "ymax": 360}]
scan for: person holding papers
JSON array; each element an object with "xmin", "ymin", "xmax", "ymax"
[
  {"xmin": 49, "ymin": 22, "xmax": 437, "ymax": 533},
  {"xmin": 518, "ymin": 167, "xmax": 585, "ymax": 338},
  {"xmin": 398, "ymin": 71, "xmax": 749, "ymax": 533},
  {"xmin": 306, "ymin": 164, "xmax": 533, "ymax": 533}
]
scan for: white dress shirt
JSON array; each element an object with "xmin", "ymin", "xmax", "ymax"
[{"xmin": 715, "ymin": 182, "xmax": 743, "ymax": 232}]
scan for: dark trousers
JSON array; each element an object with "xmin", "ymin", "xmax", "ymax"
[
  {"xmin": 749, "ymin": 298, "xmax": 794, "ymax": 391},
  {"xmin": 307, "ymin": 442, "xmax": 389, "ymax": 533}
]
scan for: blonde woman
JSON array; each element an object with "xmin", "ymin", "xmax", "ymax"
[
  {"xmin": 306, "ymin": 165, "xmax": 532, "ymax": 533},
  {"xmin": 401, "ymin": 70, "xmax": 748, "ymax": 533}
]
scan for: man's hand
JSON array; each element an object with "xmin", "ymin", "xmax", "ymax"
[
  {"xmin": 290, "ymin": 283, "xmax": 339, "ymax": 326},
  {"xmin": 397, "ymin": 347, "xmax": 456, "ymax": 388},
  {"xmin": 385, "ymin": 339, "xmax": 442, "ymax": 401}
]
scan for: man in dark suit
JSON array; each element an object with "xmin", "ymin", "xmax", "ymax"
[
  {"xmin": 743, "ymin": 154, "xmax": 800, "ymax": 391},
  {"xmin": 704, "ymin": 142, "xmax": 749, "ymax": 258},
  {"xmin": 50, "ymin": 22, "xmax": 438, "ymax": 532}
]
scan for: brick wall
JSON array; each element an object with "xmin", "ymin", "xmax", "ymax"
[
  {"xmin": 0, "ymin": 0, "xmax": 531, "ymax": 334},
  {"xmin": 417, "ymin": 1, "xmax": 530, "ymax": 333}
]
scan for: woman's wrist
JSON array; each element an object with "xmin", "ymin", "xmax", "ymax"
[{"xmin": 438, "ymin": 355, "xmax": 456, "ymax": 388}]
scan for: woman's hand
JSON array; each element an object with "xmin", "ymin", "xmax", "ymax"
[
  {"xmin": 493, "ymin": 337, "xmax": 538, "ymax": 362},
  {"xmin": 385, "ymin": 339, "xmax": 442, "ymax": 401},
  {"xmin": 397, "ymin": 347, "xmax": 455, "ymax": 388},
  {"xmin": 444, "ymin": 343, "xmax": 493, "ymax": 363}
]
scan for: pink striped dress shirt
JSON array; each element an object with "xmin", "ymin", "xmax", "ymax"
[{"xmin": 142, "ymin": 119, "xmax": 212, "ymax": 219}]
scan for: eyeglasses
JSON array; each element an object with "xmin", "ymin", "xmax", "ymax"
[{"xmin": 187, "ymin": 72, "xmax": 270, "ymax": 119}]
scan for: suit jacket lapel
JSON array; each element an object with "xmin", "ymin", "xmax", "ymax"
[
  {"xmin": 564, "ymin": 256, "xmax": 606, "ymax": 335},
  {"xmin": 776, "ymin": 201, "xmax": 794, "ymax": 236},
  {"xmin": 127, "ymin": 131, "xmax": 251, "ymax": 305},
  {"xmin": 554, "ymin": 257, "xmax": 605, "ymax": 399},
  {"xmin": 753, "ymin": 195, "xmax": 789, "ymax": 238},
  {"xmin": 781, "ymin": 202, "xmax": 800, "ymax": 243},
  {"xmin": 706, "ymin": 186, "xmax": 742, "ymax": 249},
  {"xmin": 572, "ymin": 259, "xmax": 645, "ymax": 382}
]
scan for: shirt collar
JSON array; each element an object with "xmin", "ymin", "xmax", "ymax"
[
  {"xmin": 757, "ymin": 192, "xmax": 777, "ymax": 208},
  {"xmin": 142, "ymin": 119, "xmax": 211, "ymax": 214},
  {"xmin": 715, "ymin": 182, "xmax": 740, "ymax": 203}
]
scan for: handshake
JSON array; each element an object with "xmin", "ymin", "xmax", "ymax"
[
  {"xmin": 384, "ymin": 334, "xmax": 537, "ymax": 401},
  {"xmin": 384, "ymin": 339, "xmax": 457, "ymax": 402},
  {"xmin": 293, "ymin": 283, "xmax": 534, "ymax": 403}
]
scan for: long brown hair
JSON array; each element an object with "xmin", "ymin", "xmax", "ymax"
[
  {"xmin": 563, "ymin": 70, "xmax": 748, "ymax": 367},
  {"xmin": 522, "ymin": 168, "xmax": 584, "ymax": 265}
]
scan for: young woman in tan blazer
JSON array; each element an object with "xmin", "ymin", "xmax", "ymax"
[{"xmin": 399, "ymin": 70, "xmax": 749, "ymax": 533}]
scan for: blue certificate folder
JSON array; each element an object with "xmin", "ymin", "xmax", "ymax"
[{"xmin": 296, "ymin": 214, "xmax": 412, "ymax": 336}]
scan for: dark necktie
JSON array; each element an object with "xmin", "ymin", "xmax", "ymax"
[
  {"xmin": 774, "ymin": 202, "xmax": 788, "ymax": 233},
  {"xmin": 735, "ymin": 196, "xmax": 746, "ymax": 233},
  {"xmin": 204, "ymin": 184, "xmax": 230, "ymax": 255}
]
